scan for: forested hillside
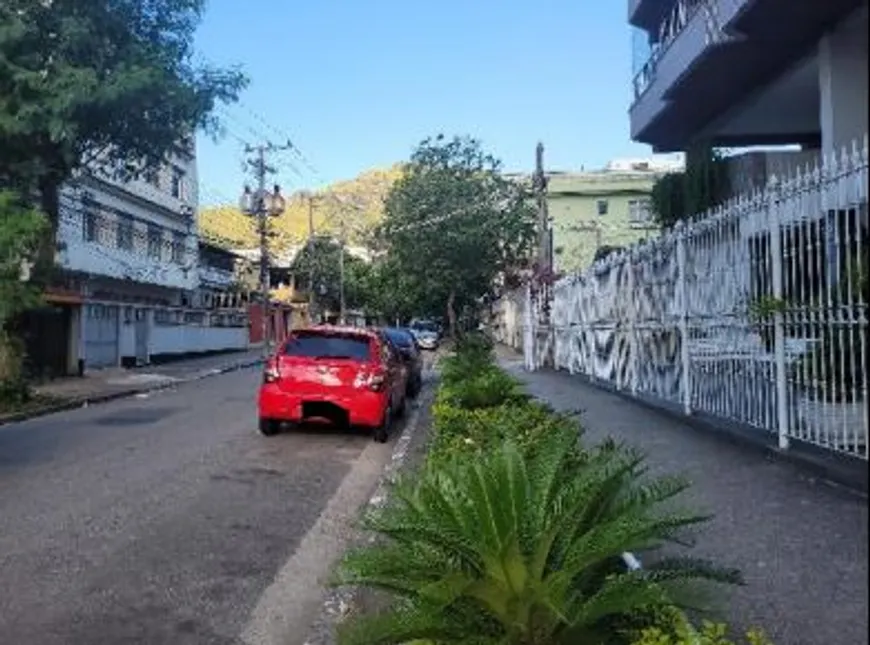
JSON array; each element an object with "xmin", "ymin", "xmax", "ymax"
[{"xmin": 198, "ymin": 165, "xmax": 403, "ymax": 250}]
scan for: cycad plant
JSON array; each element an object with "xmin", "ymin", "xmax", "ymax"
[{"xmin": 334, "ymin": 426, "xmax": 741, "ymax": 645}]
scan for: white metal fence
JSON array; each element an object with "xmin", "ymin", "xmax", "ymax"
[{"xmin": 500, "ymin": 136, "xmax": 868, "ymax": 460}]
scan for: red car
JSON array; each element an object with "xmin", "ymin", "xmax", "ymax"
[{"xmin": 257, "ymin": 326, "xmax": 409, "ymax": 442}]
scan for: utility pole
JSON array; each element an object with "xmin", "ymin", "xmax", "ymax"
[
  {"xmin": 239, "ymin": 141, "xmax": 291, "ymax": 357},
  {"xmin": 334, "ymin": 198, "xmax": 365, "ymax": 326},
  {"xmin": 306, "ymin": 194, "xmax": 317, "ymax": 324},
  {"xmin": 533, "ymin": 142, "xmax": 551, "ymax": 272},
  {"xmin": 339, "ymin": 221, "xmax": 348, "ymax": 325},
  {"xmin": 533, "ymin": 142, "xmax": 552, "ymax": 325}
]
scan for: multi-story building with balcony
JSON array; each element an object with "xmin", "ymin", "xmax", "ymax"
[
  {"xmin": 42, "ymin": 139, "xmax": 229, "ymax": 371},
  {"xmin": 629, "ymin": 0, "xmax": 867, "ymax": 155},
  {"xmin": 197, "ymin": 241, "xmax": 240, "ymax": 307}
]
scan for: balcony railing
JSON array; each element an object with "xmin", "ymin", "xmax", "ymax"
[
  {"xmin": 632, "ymin": 0, "xmax": 708, "ymax": 100},
  {"xmin": 198, "ymin": 264, "xmax": 234, "ymax": 287}
]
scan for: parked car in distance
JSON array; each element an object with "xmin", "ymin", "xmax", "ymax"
[
  {"xmin": 408, "ymin": 319, "xmax": 440, "ymax": 350},
  {"xmin": 383, "ymin": 327, "xmax": 423, "ymax": 397},
  {"xmin": 258, "ymin": 326, "xmax": 409, "ymax": 443}
]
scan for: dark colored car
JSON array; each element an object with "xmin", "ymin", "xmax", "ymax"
[{"xmin": 383, "ymin": 327, "xmax": 423, "ymax": 398}]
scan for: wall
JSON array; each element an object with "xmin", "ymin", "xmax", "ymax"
[
  {"xmin": 150, "ymin": 325, "xmax": 248, "ymax": 355},
  {"xmin": 819, "ymin": 6, "xmax": 869, "ymax": 155},
  {"xmin": 57, "ymin": 181, "xmax": 198, "ymax": 291},
  {"xmin": 56, "ymin": 139, "xmax": 199, "ymax": 292},
  {"xmin": 725, "ymin": 149, "xmax": 822, "ymax": 195},
  {"xmin": 548, "ymin": 173, "xmax": 660, "ymax": 273},
  {"xmin": 249, "ymin": 304, "xmax": 264, "ymax": 344},
  {"xmin": 247, "ymin": 303, "xmax": 304, "ymax": 345},
  {"xmin": 83, "ymin": 144, "xmax": 198, "ymax": 217}
]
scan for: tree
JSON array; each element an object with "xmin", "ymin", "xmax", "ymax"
[
  {"xmin": 0, "ymin": 0, "xmax": 247, "ymax": 245},
  {"xmin": 379, "ymin": 135, "xmax": 537, "ymax": 336},
  {"xmin": 650, "ymin": 144, "xmax": 730, "ymax": 227},
  {"xmin": 0, "ymin": 191, "xmax": 49, "ymax": 400},
  {"xmin": 289, "ymin": 237, "xmax": 376, "ymax": 314},
  {"xmin": 362, "ymin": 257, "xmax": 425, "ymax": 324}
]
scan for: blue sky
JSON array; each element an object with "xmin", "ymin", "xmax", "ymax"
[{"xmin": 194, "ymin": 0, "xmax": 651, "ymax": 205}]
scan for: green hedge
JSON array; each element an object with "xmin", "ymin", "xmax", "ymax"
[{"xmin": 334, "ymin": 334, "xmax": 770, "ymax": 645}]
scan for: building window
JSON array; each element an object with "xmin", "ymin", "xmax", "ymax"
[
  {"xmin": 143, "ymin": 165, "xmax": 161, "ymax": 189},
  {"xmin": 180, "ymin": 135, "xmax": 195, "ymax": 157},
  {"xmin": 147, "ymin": 226, "xmax": 163, "ymax": 259},
  {"xmin": 171, "ymin": 166, "xmax": 185, "ymax": 199},
  {"xmin": 597, "ymin": 199, "xmax": 609, "ymax": 216},
  {"xmin": 117, "ymin": 214, "xmax": 134, "ymax": 250},
  {"xmin": 628, "ymin": 199, "xmax": 652, "ymax": 225},
  {"xmin": 82, "ymin": 197, "xmax": 99, "ymax": 242},
  {"xmin": 172, "ymin": 232, "xmax": 186, "ymax": 264}
]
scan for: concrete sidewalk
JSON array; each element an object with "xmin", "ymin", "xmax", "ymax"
[
  {"xmin": 1, "ymin": 350, "xmax": 265, "ymax": 426},
  {"xmin": 497, "ymin": 350, "xmax": 868, "ymax": 645}
]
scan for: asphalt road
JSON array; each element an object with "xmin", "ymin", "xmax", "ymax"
[{"xmin": 0, "ymin": 365, "xmax": 409, "ymax": 645}]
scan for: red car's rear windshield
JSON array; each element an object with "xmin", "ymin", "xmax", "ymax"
[{"xmin": 283, "ymin": 332, "xmax": 372, "ymax": 360}]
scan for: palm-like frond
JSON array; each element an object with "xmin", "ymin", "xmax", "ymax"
[{"xmin": 335, "ymin": 424, "xmax": 738, "ymax": 645}]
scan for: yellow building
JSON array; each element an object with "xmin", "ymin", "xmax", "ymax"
[{"xmin": 546, "ymin": 168, "xmax": 662, "ymax": 273}]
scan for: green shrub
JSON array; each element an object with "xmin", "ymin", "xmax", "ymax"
[
  {"xmin": 440, "ymin": 333, "xmax": 497, "ymax": 386},
  {"xmin": 631, "ymin": 620, "xmax": 773, "ymax": 645},
  {"xmin": 439, "ymin": 352, "xmax": 492, "ymax": 387},
  {"xmin": 437, "ymin": 366, "xmax": 527, "ymax": 410},
  {"xmin": 429, "ymin": 398, "xmax": 581, "ymax": 467},
  {"xmin": 454, "ymin": 331, "xmax": 494, "ymax": 356},
  {"xmin": 334, "ymin": 425, "xmax": 741, "ymax": 645}
]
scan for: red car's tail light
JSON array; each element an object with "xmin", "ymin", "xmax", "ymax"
[
  {"xmin": 263, "ymin": 363, "xmax": 280, "ymax": 384},
  {"xmin": 354, "ymin": 369, "xmax": 386, "ymax": 391},
  {"xmin": 367, "ymin": 373, "xmax": 386, "ymax": 392}
]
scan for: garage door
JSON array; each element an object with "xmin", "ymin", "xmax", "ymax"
[{"xmin": 84, "ymin": 303, "xmax": 119, "ymax": 368}]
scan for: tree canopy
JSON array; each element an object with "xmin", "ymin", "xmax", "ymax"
[
  {"xmin": 0, "ymin": 191, "xmax": 48, "ymax": 393},
  {"xmin": 650, "ymin": 144, "xmax": 730, "ymax": 227},
  {"xmin": 376, "ymin": 135, "xmax": 537, "ymax": 333},
  {"xmin": 0, "ymin": 0, "xmax": 247, "ymax": 204},
  {"xmin": 0, "ymin": 0, "xmax": 246, "ymax": 395},
  {"xmin": 289, "ymin": 237, "xmax": 375, "ymax": 315}
]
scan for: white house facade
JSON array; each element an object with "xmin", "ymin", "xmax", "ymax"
[{"xmin": 46, "ymin": 141, "xmax": 248, "ymax": 371}]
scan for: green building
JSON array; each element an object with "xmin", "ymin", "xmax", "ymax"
[{"xmin": 544, "ymin": 166, "xmax": 668, "ymax": 273}]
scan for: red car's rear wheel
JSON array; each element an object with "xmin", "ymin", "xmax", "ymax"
[
  {"xmin": 258, "ymin": 418, "xmax": 281, "ymax": 436},
  {"xmin": 373, "ymin": 406, "xmax": 391, "ymax": 443}
]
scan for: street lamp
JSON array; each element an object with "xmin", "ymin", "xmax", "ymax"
[
  {"xmin": 264, "ymin": 184, "xmax": 286, "ymax": 217},
  {"xmin": 239, "ymin": 183, "xmax": 286, "ymax": 357},
  {"xmin": 239, "ymin": 185, "xmax": 254, "ymax": 214},
  {"xmin": 240, "ymin": 184, "xmax": 285, "ymax": 217}
]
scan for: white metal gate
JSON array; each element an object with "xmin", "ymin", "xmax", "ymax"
[{"xmin": 84, "ymin": 303, "xmax": 119, "ymax": 369}]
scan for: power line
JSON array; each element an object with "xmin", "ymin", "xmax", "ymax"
[{"xmin": 218, "ymin": 102, "xmax": 323, "ymax": 181}]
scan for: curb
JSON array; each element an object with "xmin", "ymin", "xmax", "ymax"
[
  {"xmin": 302, "ymin": 385, "xmax": 431, "ymax": 645},
  {"xmin": 0, "ymin": 358, "xmax": 264, "ymax": 427}
]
